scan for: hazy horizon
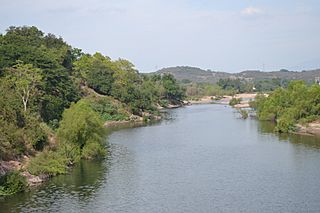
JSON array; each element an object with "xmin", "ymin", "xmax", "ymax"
[{"xmin": 1, "ymin": 0, "xmax": 320, "ymax": 73}]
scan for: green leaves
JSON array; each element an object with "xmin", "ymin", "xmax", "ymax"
[
  {"xmin": 7, "ymin": 61, "xmax": 42, "ymax": 112},
  {"xmin": 254, "ymin": 81, "xmax": 320, "ymax": 133},
  {"xmin": 57, "ymin": 100, "xmax": 106, "ymax": 160},
  {"xmin": 0, "ymin": 172, "xmax": 27, "ymax": 196}
]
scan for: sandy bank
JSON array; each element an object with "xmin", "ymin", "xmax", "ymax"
[
  {"xmin": 189, "ymin": 93, "xmax": 258, "ymax": 107},
  {"xmin": 296, "ymin": 121, "xmax": 320, "ymax": 136}
]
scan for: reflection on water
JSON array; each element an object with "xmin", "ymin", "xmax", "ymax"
[
  {"xmin": 258, "ymin": 120, "xmax": 320, "ymax": 149},
  {"xmin": 0, "ymin": 160, "xmax": 107, "ymax": 213},
  {"xmin": 1, "ymin": 104, "xmax": 320, "ymax": 213}
]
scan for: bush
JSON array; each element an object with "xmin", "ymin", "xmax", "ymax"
[
  {"xmin": 27, "ymin": 151, "xmax": 69, "ymax": 176},
  {"xmin": 0, "ymin": 171, "xmax": 27, "ymax": 196},
  {"xmin": 253, "ymin": 81, "xmax": 320, "ymax": 132},
  {"xmin": 229, "ymin": 98, "xmax": 241, "ymax": 106},
  {"xmin": 86, "ymin": 96, "xmax": 129, "ymax": 121},
  {"xmin": 239, "ymin": 109, "xmax": 248, "ymax": 119},
  {"xmin": 81, "ymin": 141, "xmax": 106, "ymax": 160},
  {"xmin": 57, "ymin": 100, "xmax": 107, "ymax": 160}
]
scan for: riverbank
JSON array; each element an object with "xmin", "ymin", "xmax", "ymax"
[
  {"xmin": 296, "ymin": 121, "xmax": 320, "ymax": 136},
  {"xmin": 0, "ymin": 157, "xmax": 49, "ymax": 186},
  {"xmin": 0, "ymin": 103, "xmax": 180, "ymax": 190},
  {"xmin": 4, "ymin": 104, "xmax": 320, "ymax": 212}
]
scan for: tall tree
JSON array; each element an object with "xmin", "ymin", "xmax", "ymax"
[{"xmin": 7, "ymin": 61, "xmax": 42, "ymax": 112}]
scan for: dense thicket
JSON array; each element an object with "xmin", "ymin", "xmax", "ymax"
[
  {"xmin": 250, "ymin": 81, "xmax": 320, "ymax": 133},
  {"xmin": 0, "ymin": 26, "xmax": 81, "ymax": 124}
]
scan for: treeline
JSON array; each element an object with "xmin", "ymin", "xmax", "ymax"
[
  {"xmin": 184, "ymin": 82, "xmax": 236, "ymax": 98},
  {"xmin": 0, "ymin": 26, "xmax": 185, "ymax": 195},
  {"xmin": 250, "ymin": 81, "xmax": 320, "ymax": 133},
  {"xmin": 183, "ymin": 78, "xmax": 291, "ymax": 98}
]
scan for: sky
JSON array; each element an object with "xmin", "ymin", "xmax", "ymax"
[{"xmin": 0, "ymin": 0, "xmax": 320, "ymax": 73}]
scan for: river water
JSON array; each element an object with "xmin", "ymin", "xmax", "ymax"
[{"xmin": 1, "ymin": 104, "xmax": 320, "ymax": 213}]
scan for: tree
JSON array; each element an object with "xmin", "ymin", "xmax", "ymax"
[
  {"xmin": 0, "ymin": 26, "xmax": 81, "ymax": 123},
  {"xmin": 7, "ymin": 61, "xmax": 42, "ymax": 112},
  {"xmin": 74, "ymin": 53, "xmax": 115, "ymax": 95},
  {"xmin": 161, "ymin": 73, "xmax": 185, "ymax": 102},
  {"xmin": 57, "ymin": 100, "xmax": 106, "ymax": 159},
  {"xmin": 111, "ymin": 59, "xmax": 141, "ymax": 103}
]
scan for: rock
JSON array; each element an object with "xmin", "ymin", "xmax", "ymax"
[
  {"xmin": 21, "ymin": 171, "xmax": 49, "ymax": 186},
  {"xmin": 0, "ymin": 160, "xmax": 23, "ymax": 176},
  {"xmin": 130, "ymin": 114, "xmax": 143, "ymax": 121}
]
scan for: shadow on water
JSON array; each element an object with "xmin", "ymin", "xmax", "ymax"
[{"xmin": 258, "ymin": 120, "xmax": 320, "ymax": 149}]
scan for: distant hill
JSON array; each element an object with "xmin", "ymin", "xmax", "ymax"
[{"xmin": 153, "ymin": 66, "xmax": 320, "ymax": 84}]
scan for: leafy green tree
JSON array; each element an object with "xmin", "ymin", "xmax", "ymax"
[
  {"xmin": 252, "ymin": 81, "xmax": 320, "ymax": 133},
  {"xmin": 161, "ymin": 73, "xmax": 185, "ymax": 102},
  {"xmin": 57, "ymin": 100, "xmax": 106, "ymax": 160},
  {"xmin": 74, "ymin": 53, "xmax": 114, "ymax": 95},
  {"xmin": 6, "ymin": 61, "xmax": 42, "ymax": 112},
  {"xmin": 0, "ymin": 26, "xmax": 80, "ymax": 123}
]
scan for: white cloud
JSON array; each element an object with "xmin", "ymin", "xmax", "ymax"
[{"xmin": 241, "ymin": 7, "xmax": 262, "ymax": 16}]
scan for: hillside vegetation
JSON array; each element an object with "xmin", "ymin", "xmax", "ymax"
[
  {"xmin": 155, "ymin": 66, "xmax": 320, "ymax": 84},
  {"xmin": 156, "ymin": 66, "xmax": 320, "ymax": 97},
  {"xmin": 0, "ymin": 26, "xmax": 185, "ymax": 195}
]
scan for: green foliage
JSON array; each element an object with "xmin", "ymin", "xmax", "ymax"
[
  {"xmin": 81, "ymin": 141, "xmax": 106, "ymax": 160},
  {"xmin": 275, "ymin": 109, "xmax": 296, "ymax": 133},
  {"xmin": 253, "ymin": 81, "xmax": 320, "ymax": 133},
  {"xmin": 0, "ymin": 26, "xmax": 80, "ymax": 123},
  {"xmin": 57, "ymin": 100, "xmax": 106, "ymax": 160},
  {"xmin": 161, "ymin": 73, "xmax": 186, "ymax": 102},
  {"xmin": 6, "ymin": 61, "xmax": 42, "ymax": 112},
  {"xmin": 229, "ymin": 98, "xmax": 242, "ymax": 106},
  {"xmin": 184, "ymin": 82, "xmax": 236, "ymax": 98},
  {"xmin": 239, "ymin": 109, "xmax": 248, "ymax": 119},
  {"xmin": 28, "ymin": 151, "xmax": 69, "ymax": 176},
  {"xmin": 218, "ymin": 78, "xmax": 254, "ymax": 93},
  {"xmin": 74, "ymin": 53, "xmax": 114, "ymax": 95},
  {"xmin": 23, "ymin": 114, "xmax": 48, "ymax": 151},
  {"xmin": 0, "ymin": 25, "xmax": 187, "ymax": 189},
  {"xmin": 0, "ymin": 171, "xmax": 27, "ymax": 196},
  {"xmin": 0, "ymin": 78, "xmax": 47, "ymax": 159},
  {"xmin": 254, "ymin": 78, "xmax": 290, "ymax": 92},
  {"xmin": 85, "ymin": 96, "xmax": 130, "ymax": 121}
]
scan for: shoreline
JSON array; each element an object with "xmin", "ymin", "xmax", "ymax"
[
  {"xmin": 186, "ymin": 93, "xmax": 257, "ymax": 108},
  {"xmin": 2, "ymin": 101, "xmax": 320, "ymax": 193},
  {"xmin": 0, "ymin": 105, "xmax": 183, "ymax": 189},
  {"xmin": 296, "ymin": 121, "xmax": 320, "ymax": 136}
]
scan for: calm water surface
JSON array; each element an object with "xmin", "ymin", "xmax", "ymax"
[{"xmin": 1, "ymin": 104, "xmax": 320, "ymax": 213}]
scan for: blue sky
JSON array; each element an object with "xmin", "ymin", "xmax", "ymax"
[{"xmin": 0, "ymin": 0, "xmax": 319, "ymax": 72}]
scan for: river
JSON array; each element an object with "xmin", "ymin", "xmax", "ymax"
[{"xmin": 1, "ymin": 104, "xmax": 320, "ymax": 213}]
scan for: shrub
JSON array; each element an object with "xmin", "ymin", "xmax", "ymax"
[
  {"xmin": 81, "ymin": 141, "xmax": 106, "ymax": 160},
  {"xmin": 239, "ymin": 109, "xmax": 248, "ymax": 119},
  {"xmin": 0, "ymin": 171, "xmax": 27, "ymax": 196},
  {"xmin": 28, "ymin": 151, "xmax": 69, "ymax": 176},
  {"xmin": 57, "ymin": 100, "xmax": 107, "ymax": 160},
  {"xmin": 229, "ymin": 98, "xmax": 241, "ymax": 106}
]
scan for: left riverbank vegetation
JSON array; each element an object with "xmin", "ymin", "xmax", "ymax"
[
  {"xmin": 0, "ymin": 26, "xmax": 186, "ymax": 195},
  {"xmin": 250, "ymin": 81, "xmax": 320, "ymax": 133}
]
